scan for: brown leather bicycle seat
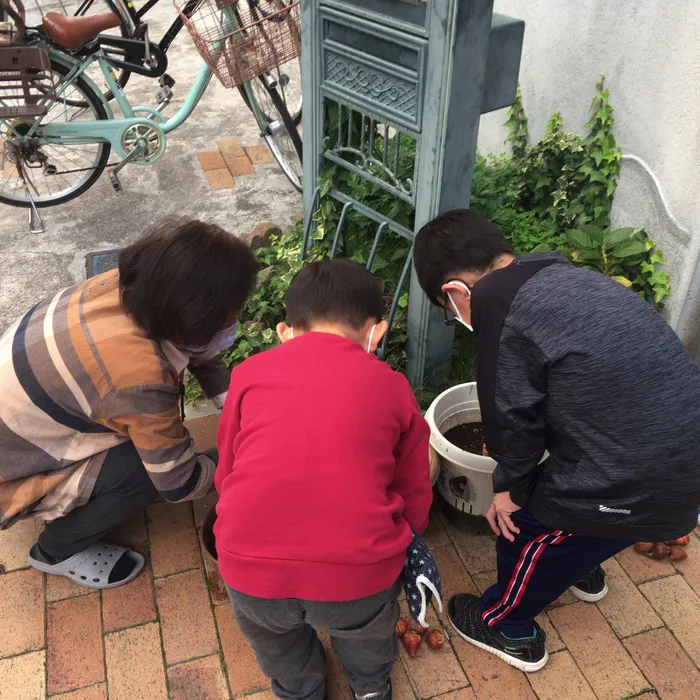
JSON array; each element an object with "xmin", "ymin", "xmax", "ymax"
[{"xmin": 42, "ymin": 11, "xmax": 120, "ymax": 50}]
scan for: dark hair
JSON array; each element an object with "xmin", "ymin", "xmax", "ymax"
[
  {"xmin": 119, "ymin": 217, "xmax": 257, "ymax": 347},
  {"xmin": 285, "ymin": 259, "xmax": 383, "ymax": 331},
  {"xmin": 413, "ymin": 209, "xmax": 514, "ymax": 302}
]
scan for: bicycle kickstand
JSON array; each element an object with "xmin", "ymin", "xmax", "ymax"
[{"xmin": 16, "ymin": 161, "xmax": 44, "ymax": 234}]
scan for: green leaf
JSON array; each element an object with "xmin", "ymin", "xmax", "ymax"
[
  {"xmin": 530, "ymin": 242, "xmax": 552, "ymax": 253},
  {"xmin": 578, "ymin": 224, "xmax": 606, "ymax": 244},
  {"xmin": 567, "ymin": 229, "xmax": 594, "ymax": 249},
  {"xmin": 612, "ymin": 240, "xmax": 648, "ymax": 258},
  {"xmin": 603, "ymin": 227, "xmax": 635, "ymax": 249},
  {"xmin": 649, "ymin": 249, "xmax": 664, "ymax": 264},
  {"xmin": 611, "ymin": 275, "xmax": 633, "ymax": 287}
]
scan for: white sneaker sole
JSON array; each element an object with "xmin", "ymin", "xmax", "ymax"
[
  {"xmin": 449, "ymin": 618, "xmax": 549, "ymax": 673},
  {"xmin": 570, "ymin": 582, "xmax": 609, "ymax": 603}
]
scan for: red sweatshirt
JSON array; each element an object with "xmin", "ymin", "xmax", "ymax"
[{"xmin": 214, "ymin": 332, "xmax": 433, "ymax": 602}]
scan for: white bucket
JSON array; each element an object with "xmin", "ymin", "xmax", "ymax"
[{"xmin": 425, "ymin": 382, "xmax": 496, "ymax": 517}]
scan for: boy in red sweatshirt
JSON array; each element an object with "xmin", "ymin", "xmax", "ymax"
[{"xmin": 215, "ymin": 259, "xmax": 433, "ymax": 700}]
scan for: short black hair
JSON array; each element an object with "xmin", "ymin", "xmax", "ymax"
[
  {"xmin": 413, "ymin": 209, "xmax": 514, "ymax": 302},
  {"xmin": 119, "ymin": 217, "xmax": 257, "ymax": 347},
  {"xmin": 285, "ymin": 259, "xmax": 383, "ymax": 331}
]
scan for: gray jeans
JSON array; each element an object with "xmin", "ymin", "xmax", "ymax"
[{"xmin": 227, "ymin": 582, "xmax": 401, "ymax": 700}]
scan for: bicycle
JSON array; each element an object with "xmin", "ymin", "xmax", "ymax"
[
  {"xmin": 20, "ymin": 0, "xmax": 301, "ymax": 121},
  {"xmin": 0, "ymin": 0, "xmax": 303, "ymax": 229}
]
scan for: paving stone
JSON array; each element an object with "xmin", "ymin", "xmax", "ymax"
[
  {"xmin": 106, "ymin": 511, "xmax": 148, "ymax": 548},
  {"xmin": 429, "ymin": 689, "xmax": 476, "ymax": 700},
  {"xmin": 597, "ymin": 557, "xmax": 664, "ymax": 638},
  {"xmin": 536, "ymin": 613, "xmax": 566, "ymax": 653},
  {"xmin": 0, "ymin": 568, "xmax": 45, "ymax": 658},
  {"xmin": 216, "ymin": 139, "xmax": 246, "ymax": 158},
  {"xmin": 45, "ymin": 574, "xmax": 89, "ymax": 603},
  {"xmin": 616, "ymin": 545, "xmax": 675, "ymax": 584},
  {"xmin": 47, "ymin": 593, "xmax": 103, "ymax": 695},
  {"xmin": 451, "ymin": 633, "xmax": 536, "ymax": 700},
  {"xmin": 0, "ymin": 650, "xmax": 45, "ymax": 700},
  {"xmin": 639, "ymin": 574, "xmax": 700, "ymax": 666},
  {"xmin": 50, "ymin": 683, "xmax": 108, "ymax": 699},
  {"xmin": 399, "ymin": 603, "xmax": 469, "ymax": 699},
  {"xmin": 549, "ymin": 602, "xmax": 649, "ymax": 700},
  {"xmin": 147, "ymin": 501, "xmax": 201, "ymax": 577},
  {"xmin": 422, "ymin": 510, "xmax": 452, "ymax": 552},
  {"xmin": 245, "ymin": 145, "xmax": 274, "ymax": 164},
  {"xmin": 431, "ymin": 545, "xmax": 479, "ymax": 623},
  {"xmin": 526, "ymin": 650, "xmax": 597, "ymax": 700},
  {"xmin": 545, "ymin": 588, "xmax": 578, "ymax": 609},
  {"xmin": 102, "ymin": 567, "xmax": 156, "ymax": 632},
  {"xmin": 156, "ymin": 569, "xmax": 219, "ymax": 665},
  {"xmin": 215, "ymin": 603, "xmax": 269, "ymax": 695},
  {"xmin": 448, "ymin": 529, "xmax": 497, "ymax": 575},
  {"xmin": 105, "ymin": 623, "xmax": 168, "ymax": 700},
  {"xmin": 204, "ymin": 556, "xmax": 229, "ymax": 606},
  {"xmin": 392, "ymin": 661, "xmax": 419, "ymax": 700},
  {"xmin": 205, "ymin": 168, "xmax": 236, "ymax": 190},
  {"xmin": 671, "ymin": 531, "xmax": 700, "ymax": 596},
  {"xmin": 194, "ymin": 491, "xmax": 219, "ymax": 530},
  {"xmin": 186, "ymin": 414, "xmax": 220, "ymax": 453},
  {"xmin": 624, "ymin": 627, "xmax": 700, "ymax": 700},
  {"xmin": 224, "ymin": 155, "xmax": 256, "ymax": 178},
  {"xmin": 198, "ymin": 151, "xmax": 227, "ymax": 171},
  {"xmin": 0, "ymin": 517, "xmax": 42, "ymax": 572},
  {"xmin": 168, "ymin": 654, "xmax": 229, "ymax": 700}
]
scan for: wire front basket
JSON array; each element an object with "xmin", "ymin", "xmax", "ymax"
[{"xmin": 175, "ymin": 0, "xmax": 301, "ymax": 89}]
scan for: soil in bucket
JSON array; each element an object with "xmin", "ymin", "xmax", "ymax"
[{"xmin": 442, "ymin": 422, "xmax": 485, "ymax": 455}]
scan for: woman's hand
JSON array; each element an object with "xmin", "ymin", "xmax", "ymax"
[{"xmin": 485, "ymin": 492, "xmax": 521, "ymax": 542}]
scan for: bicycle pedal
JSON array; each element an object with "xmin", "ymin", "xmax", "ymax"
[
  {"xmin": 159, "ymin": 73, "xmax": 176, "ymax": 88},
  {"xmin": 156, "ymin": 85, "xmax": 173, "ymax": 104},
  {"xmin": 108, "ymin": 169, "xmax": 123, "ymax": 193}
]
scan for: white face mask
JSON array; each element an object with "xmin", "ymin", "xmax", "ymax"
[
  {"xmin": 366, "ymin": 324, "xmax": 376, "ymax": 353},
  {"xmin": 185, "ymin": 321, "xmax": 238, "ymax": 354},
  {"xmin": 446, "ymin": 282, "xmax": 473, "ymax": 332}
]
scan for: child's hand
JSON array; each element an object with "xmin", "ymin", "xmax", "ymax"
[
  {"xmin": 485, "ymin": 492, "xmax": 521, "ymax": 542},
  {"xmin": 482, "ymin": 444, "xmax": 489, "ymax": 457}
]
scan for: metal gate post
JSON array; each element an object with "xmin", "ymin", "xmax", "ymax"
[{"xmin": 407, "ymin": 0, "xmax": 495, "ymax": 388}]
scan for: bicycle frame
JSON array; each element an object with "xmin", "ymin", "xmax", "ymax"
[{"xmin": 7, "ymin": 22, "xmax": 266, "ymax": 162}]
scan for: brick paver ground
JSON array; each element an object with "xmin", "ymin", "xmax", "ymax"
[{"xmin": 1, "ymin": 414, "xmax": 698, "ymax": 700}]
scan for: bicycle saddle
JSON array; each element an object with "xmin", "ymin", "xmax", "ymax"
[{"xmin": 42, "ymin": 11, "xmax": 120, "ymax": 50}]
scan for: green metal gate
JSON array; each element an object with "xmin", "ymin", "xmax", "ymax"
[{"xmin": 300, "ymin": 0, "xmax": 524, "ymax": 387}]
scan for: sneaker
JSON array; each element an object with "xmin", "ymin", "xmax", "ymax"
[
  {"xmin": 570, "ymin": 565, "xmax": 608, "ymax": 603},
  {"xmin": 447, "ymin": 594, "xmax": 548, "ymax": 673},
  {"xmin": 354, "ymin": 679, "xmax": 392, "ymax": 700}
]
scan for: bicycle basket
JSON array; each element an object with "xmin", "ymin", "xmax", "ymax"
[
  {"xmin": 174, "ymin": 0, "xmax": 301, "ymax": 89},
  {"xmin": 0, "ymin": 0, "xmax": 55, "ymax": 119}
]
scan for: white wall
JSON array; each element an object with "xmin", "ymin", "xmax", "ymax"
[{"xmin": 477, "ymin": 0, "xmax": 700, "ymax": 349}]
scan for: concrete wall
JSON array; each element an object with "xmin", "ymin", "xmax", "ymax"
[{"xmin": 477, "ymin": 1, "xmax": 700, "ymax": 352}]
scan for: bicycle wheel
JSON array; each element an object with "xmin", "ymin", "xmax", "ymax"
[
  {"xmin": 237, "ymin": 0, "xmax": 301, "ymax": 123},
  {"xmin": 0, "ymin": 58, "xmax": 111, "ymax": 208},
  {"xmin": 246, "ymin": 76, "xmax": 302, "ymax": 191}
]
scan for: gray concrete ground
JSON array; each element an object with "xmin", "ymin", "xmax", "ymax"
[{"xmin": 0, "ymin": 0, "xmax": 302, "ymax": 333}]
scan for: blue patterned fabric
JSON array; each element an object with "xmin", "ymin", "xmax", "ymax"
[{"xmin": 401, "ymin": 531, "xmax": 442, "ymax": 627}]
